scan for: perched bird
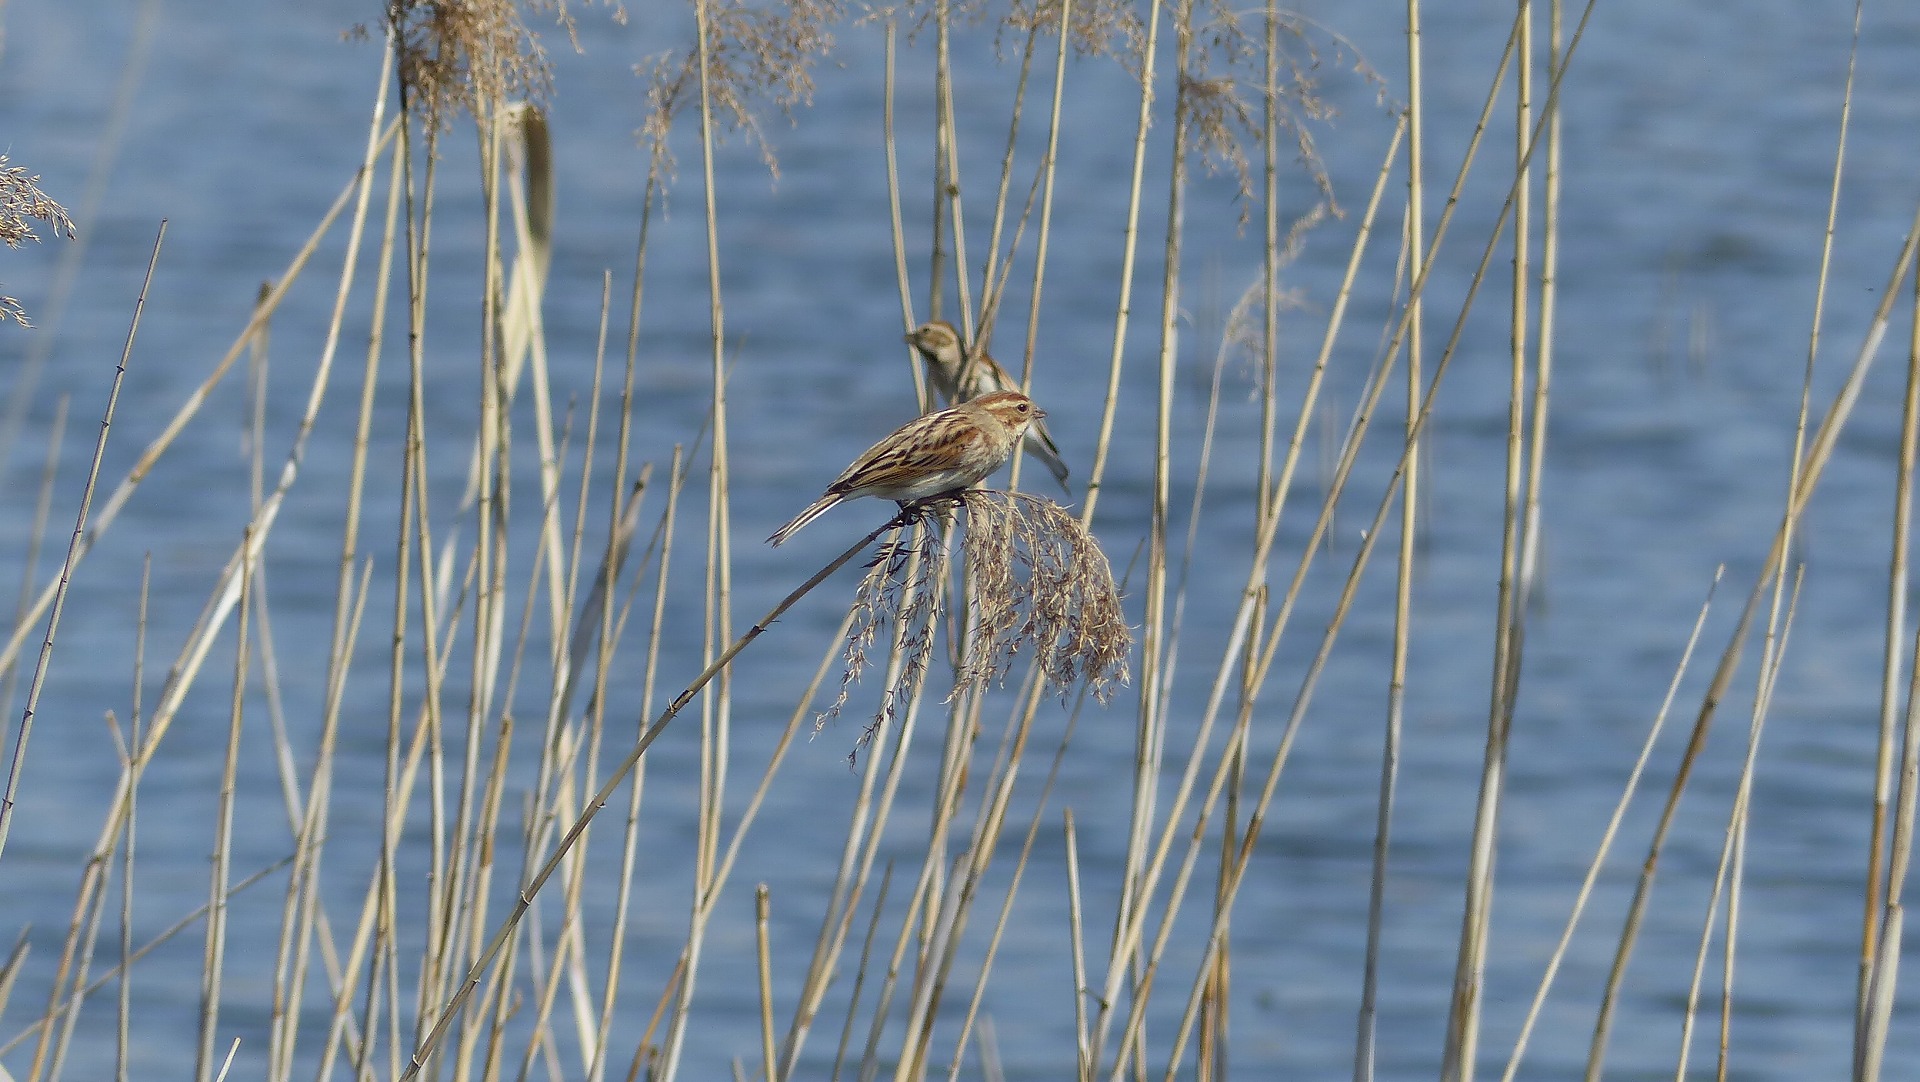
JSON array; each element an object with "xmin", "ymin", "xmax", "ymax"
[
  {"xmin": 768, "ymin": 391, "xmax": 1045, "ymax": 546},
  {"xmin": 905, "ymin": 320, "xmax": 1072, "ymax": 491}
]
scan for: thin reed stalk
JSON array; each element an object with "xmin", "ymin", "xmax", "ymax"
[
  {"xmin": 1587, "ymin": 200, "xmax": 1920, "ymax": 1081},
  {"xmin": 1500, "ymin": 570, "xmax": 1720, "ymax": 1081},
  {"xmin": 193, "ymin": 534, "xmax": 251, "ymax": 1082},
  {"xmin": 0, "ymin": 219, "xmax": 160, "ymax": 866},
  {"xmin": 1861, "ymin": 210, "xmax": 1920, "ymax": 1082},
  {"xmin": 0, "ymin": 396, "xmax": 66, "ymax": 732},
  {"xmin": 1079, "ymin": 0, "xmax": 1162, "ymax": 526},
  {"xmin": 113, "ymin": 558, "xmax": 148, "ymax": 1082}
]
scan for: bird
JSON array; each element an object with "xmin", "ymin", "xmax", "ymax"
[
  {"xmin": 767, "ymin": 390, "xmax": 1045, "ymax": 546},
  {"xmin": 904, "ymin": 320, "xmax": 1071, "ymax": 491}
]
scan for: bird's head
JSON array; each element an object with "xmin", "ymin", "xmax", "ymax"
[
  {"xmin": 905, "ymin": 320, "xmax": 965, "ymax": 364},
  {"xmin": 971, "ymin": 390, "xmax": 1044, "ymax": 435}
]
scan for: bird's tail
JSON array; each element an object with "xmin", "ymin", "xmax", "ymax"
[
  {"xmin": 1025, "ymin": 424, "xmax": 1072, "ymax": 493},
  {"xmin": 767, "ymin": 493, "xmax": 842, "ymax": 546}
]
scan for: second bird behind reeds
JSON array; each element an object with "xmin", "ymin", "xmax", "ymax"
[{"xmin": 905, "ymin": 320, "xmax": 1072, "ymax": 491}]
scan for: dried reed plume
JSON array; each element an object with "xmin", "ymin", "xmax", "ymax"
[
  {"xmin": 956, "ymin": 490, "xmax": 1129, "ymax": 699},
  {"xmin": 385, "ymin": 0, "xmax": 558, "ymax": 125},
  {"xmin": 826, "ymin": 491, "xmax": 1130, "ymax": 747},
  {"xmin": 820, "ymin": 521, "xmax": 946, "ymax": 742},
  {"xmin": 0, "ymin": 155, "xmax": 74, "ymax": 327},
  {"xmin": 642, "ymin": 0, "xmax": 843, "ymax": 176}
]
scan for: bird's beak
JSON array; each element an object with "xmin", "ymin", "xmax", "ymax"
[
  {"xmin": 1033, "ymin": 406, "xmax": 1048, "ymax": 419},
  {"xmin": 902, "ymin": 332, "xmax": 915, "ymax": 345}
]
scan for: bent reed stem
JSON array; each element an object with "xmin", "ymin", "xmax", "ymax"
[{"xmin": 400, "ymin": 502, "xmax": 937, "ymax": 1080}]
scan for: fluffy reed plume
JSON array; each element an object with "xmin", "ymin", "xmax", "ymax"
[
  {"xmin": 642, "ymin": 0, "xmax": 843, "ymax": 175},
  {"xmin": 0, "ymin": 155, "xmax": 74, "ymax": 327},
  {"xmin": 1000, "ymin": 0, "xmax": 1145, "ymax": 61},
  {"xmin": 385, "ymin": 0, "xmax": 557, "ymax": 124},
  {"xmin": 820, "ymin": 522, "xmax": 947, "ymax": 742},
  {"xmin": 825, "ymin": 491, "xmax": 1129, "ymax": 747},
  {"xmin": 956, "ymin": 490, "xmax": 1129, "ymax": 700}
]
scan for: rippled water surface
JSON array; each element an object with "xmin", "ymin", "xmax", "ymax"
[{"xmin": 4, "ymin": 0, "xmax": 1920, "ymax": 1078}]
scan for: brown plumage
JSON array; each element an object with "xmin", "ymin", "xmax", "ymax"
[{"xmin": 767, "ymin": 391, "xmax": 1046, "ymax": 546}]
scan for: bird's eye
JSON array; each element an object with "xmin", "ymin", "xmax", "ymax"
[{"xmin": 1017, "ymin": 402, "xmax": 1030, "ymax": 413}]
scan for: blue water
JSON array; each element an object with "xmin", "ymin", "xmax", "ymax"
[{"xmin": 4, "ymin": 0, "xmax": 1920, "ymax": 1078}]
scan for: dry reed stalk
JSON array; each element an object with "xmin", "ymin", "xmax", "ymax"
[
  {"xmin": 777, "ymin": 580, "xmax": 937, "ymax": 1077},
  {"xmin": 1784, "ymin": 9, "xmax": 1905, "ymax": 1075},
  {"xmin": 975, "ymin": 17, "xmax": 1038, "ymax": 349},
  {"xmin": 660, "ymin": 4, "xmax": 740, "ymax": 1078},
  {"xmin": 1075, "ymin": 9, "xmax": 1165, "ymax": 1060},
  {"xmin": 454, "ymin": 100, "xmax": 514, "ymax": 1082},
  {"xmin": 0, "ymin": 220, "xmax": 158, "ymax": 871},
  {"xmin": 1860, "ymin": 209, "xmax": 1920, "ymax": 1082},
  {"xmin": 1444, "ymin": 1, "xmax": 1537, "ymax": 1073},
  {"xmin": 583, "ymin": 150, "xmax": 665, "ymax": 1081},
  {"xmin": 306, "ymin": 137, "xmax": 408, "ymax": 1082},
  {"xmin": 0, "ymin": 938, "xmax": 24, "ymax": 1045},
  {"xmin": 39, "ymin": 815, "xmax": 115, "ymax": 1082},
  {"xmin": 1497, "ymin": 571, "xmax": 1721, "ymax": 1081},
  {"xmin": 699, "ymin": 597, "xmax": 868, "ymax": 1054},
  {"xmin": 1862, "ymin": 21, "xmax": 1908, "ymax": 1069},
  {"xmin": 1017, "ymin": 0, "xmax": 1073, "ymax": 469},
  {"xmin": 1586, "ymin": 187, "xmax": 1920, "ymax": 1082},
  {"xmin": 1142, "ymin": 334, "xmax": 1248, "ymax": 1080},
  {"xmin": 252, "ymin": 57, "xmax": 405, "ymax": 1080},
  {"xmin": 1062, "ymin": 810, "xmax": 1089, "ymax": 1078},
  {"xmin": 1078, "ymin": 0, "xmax": 1162, "ymax": 528},
  {"xmin": 882, "ymin": 21, "xmax": 931, "ymax": 410},
  {"xmin": 1357, "ymin": 3, "xmax": 1424, "ymax": 1074},
  {"xmin": 1723, "ymin": 577, "xmax": 1802, "ymax": 1078},
  {"xmin": 115, "ymin": 558, "xmax": 151, "ymax": 1082},
  {"xmin": 929, "ymin": 1, "xmax": 956, "ymax": 327},
  {"xmin": 193, "ymin": 531, "xmax": 251, "ymax": 1082},
  {"xmin": 1207, "ymin": 9, "xmax": 1291, "ymax": 1060},
  {"xmin": 1079, "ymin": 111, "xmax": 1400, "ymax": 1082},
  {"xmin": 934, "ymin": 668, "xmax": 1091, "ymax": 1079},
  {"xmin": 755, "ymin": 885, "xmax": 777, "ymax": 1082},
  {"xmin": 0, "ymin": 398, "xmax": 68, "ymax": 732},
  {"xmin": 1663, "ymin": 577, "xmax": 1797, "ymax": 1080}
]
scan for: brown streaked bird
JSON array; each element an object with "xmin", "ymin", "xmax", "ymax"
[
  {"xmin": 768, "ymin": 391, "xmax": 1045, "ymax": 546},
  {"xmin": 905, "ymin": 320, "xmax": 1071, "ymax": 491}
]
